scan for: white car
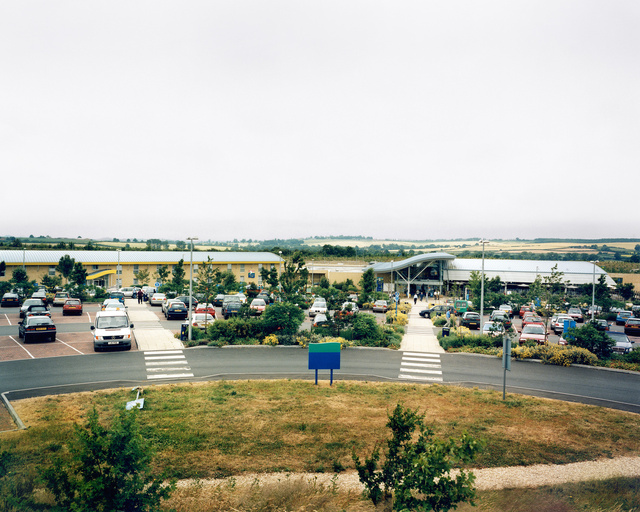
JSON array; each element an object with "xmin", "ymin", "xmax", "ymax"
[
  {"xmin": 550, "ymin": 314, "xmax": 574, "ymax": 335},
  {"xmin": 119, "ymin": 287, "xmax": 136, "ymax": 298},
  {"xmin": 250, "ymin": 298, "xmax": 266, "ymax": 315},
  {"xmin": 191, "ymin": 313, "xmax": 215, "ymax": 329},
  {"xmin": 372, "ymin": 300, "xmax": 389, "ymax": 313},
  {"xmin": 149, "ymin": 293, "xmax": 166, "ymax": 306},
  {"xmin": 309, "ymin": 300, "xmax": 328, "ymax": 317},
  {"xmin": 101, "ymin": 298, "xmax": 125, "ymax": 311},
  {"xmin": 341, "ymin": 301, "xmax": 359, "ymax": 314},
  {"xmin": 482, "ymin": 321, "xmax": 505, "ymax": 337}
]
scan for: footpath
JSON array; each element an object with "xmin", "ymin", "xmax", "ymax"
[
  {"xmin": 399, "ymin": 299, "xmax": 444, "ymax": 353},
  {"xmin": 126, "ymin": 300, "xmax": 184, "ymax": 351}
]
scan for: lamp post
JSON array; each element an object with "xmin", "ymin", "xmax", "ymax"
[
  {"xmin": 591, "ymin": 260, "xmax": 598, "ymax": 322},
  {"xmin": 187, "ymin": 237, "xmax": 198, "ymax": 343},
  {"xmin": 116, "ymin": 249, "xmax": 121, "ymax": 289},
  {"xmin": 479, "ymin": 240, "xmax": 488, "ymax": 331},
  {"xmin": 278, "ymin": 251, "xmax": 283, "ymax": 296}
]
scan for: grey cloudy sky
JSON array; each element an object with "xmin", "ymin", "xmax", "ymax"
[{"xmin": 2, "ymin": 1, "xmax": 638, "ymax": 242}]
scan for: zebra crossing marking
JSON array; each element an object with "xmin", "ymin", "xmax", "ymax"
[
  {"xmin": 144, "ymin": 350, "xmax": 193, "ymax": 380},
  {"xmin": 399, "ymin": 351, "xmax": 443, "ymax": 382}
]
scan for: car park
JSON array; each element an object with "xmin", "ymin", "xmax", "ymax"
[
  {"xmin": 1, "ymin": 292, "xmax": 20, "ymax": 307},
  {"xmin": 249, "ymin": 298, "xmax": 267, "ymax": 315},
  {"xmin": 372, "ymin": 300, "xmax": 388, "ymax": 313},
  {"xmin": 20, "ymin": 298, "xmax": 46, "ymax": 318},
  {"xmin": 608, "ymin": 331, "xmax": 633, "ymax": 354},
  {"xmin": 460, "ymin": 312, "xmax": 480, "ymax": 330},
  {"xmin": 62, "ymin": 298, "xmax": 83, "ymax": 316},
  {"xmin": 91, "ymin": 310, "xmax": 133, "ymax": 351},
  {"xmin": 53, "ymin": 292, "xmax": 71, "ymax": 306},
  {"xmin": 550, "ymin": 314, "xmax": 575, "ymax": 335},
  {"xmin": 190, "ymin": 313, "xmax": 215, "ymax": 329},
  {"xmin": 222, "ymin": 301, "xmax": 242, "ymax": 319},
  {"xmin": 567, "ymin": 307, "xmax": 584, "ymax": 323},
  {"xmin": 18, "ymin": 315, "xmax": 56, "ymax": 343},
  {"xmin": 165, "ymin": 301, "xmax": 188, "ymax": 320},
  {"xmin": 149, "ymin": 293, "xmax": 166, "ymax": 306},
  {"xmin": 616, "ymin": 311, "xmax": 633, "ymax": 326},
  {"xmin": 518, "ymin": 324, "xmax": 547, "ymax": 345},
  {"xmin": 624, "ymin": 317, "xmax": 640, "ymax": 336}
]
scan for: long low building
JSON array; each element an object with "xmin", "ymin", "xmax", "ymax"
[
  {"xmin": 0, "ymin": 250, "xmax": 282, "ymax": 289},
  {"xmin": 366, "ymin": 253, "xmax": 616, "ymax": 297}
]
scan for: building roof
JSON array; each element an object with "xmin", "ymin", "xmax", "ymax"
[
  {"xmin": 367, "ymin": 252, "xmax": 456, "ymax": 273},
  {"xmin": 0, "ymin": 250, "xmax": 282, "ymax": 266}
]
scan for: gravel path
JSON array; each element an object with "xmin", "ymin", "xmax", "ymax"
[{"xmin": 177, "ymin": 456, "xmax": 640, "ymax": 492}]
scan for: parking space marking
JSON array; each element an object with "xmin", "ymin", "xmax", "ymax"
[
  {"xmin": 9, "ymin": 336, "xmax": 35, "ymax": 359},
  {"xmin": 56, "ymin": 338, "xmax": 84, "ymax": 355},
  {"xmin": 4, "ymin": 315, "xmax": 11, "ymax": 325}
]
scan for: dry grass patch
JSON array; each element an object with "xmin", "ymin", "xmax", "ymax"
[{"xmin": 4, "ymin": 380, "xmax": 639, "ymax": 481}]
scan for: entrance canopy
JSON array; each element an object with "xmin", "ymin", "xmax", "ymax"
[{"xmin": 367, "ymin": 253, "xmax": 456, "ymax": 294}]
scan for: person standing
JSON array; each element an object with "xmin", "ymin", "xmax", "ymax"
[
  {"xmin": 445, "ymin": 309, "xmax": 451, "ymax": 327},
  {"xmin": 137, "ymin": 289, "xmax": 143, "ymax": 304}
]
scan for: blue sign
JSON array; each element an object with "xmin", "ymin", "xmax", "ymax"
[
  {"xmin": 309, "ymin": 342, "xmax": 341, "ymax": 385},
  {"xmin": 155, "ymin": 281, "xmax": 161, "ymax": 288},
  {"xmin": 395, "ymin": 292, "xmax": 400, "ymax": 302}
]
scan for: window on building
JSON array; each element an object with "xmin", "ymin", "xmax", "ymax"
[
  {"xmin": 93, "ymin": 265, "xmax": 99, "ymax": 270},
  {"xmin": 258, "ymin": 263, "xmax": 263, "ymax": 270},
  {"xmin": 240, "ymin": 276, "xmax": 245, "ymax": 282},
  {"xmin": 133, "ymin": 278, "xmax": 139, "ymax": 286},
  {"xmin": 49, "ymin": 266, "xmax": 56, "ymax": 276},
  {"xmin": 133, "ymin": 264, "xmax": 139, "ymax": 274},
  {"xmin": 227, "ymin": 264, "xmax": 232, "ymax": 271},
  {"xmin": 240, "ymin": 264, "xmax": 245, "ymax": 273}
]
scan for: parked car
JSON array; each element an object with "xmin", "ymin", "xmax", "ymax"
[
  {"xmin": 460, "ymin": 312, "xmax": 480, "ymax": 330},
  {"xmin": 498, "ymin": 304, "xmax": 513, "ymax": 317},
  {"xmin": 309, "ymin": 300, "xmax": 328, "ymax": 317},
  {"xmin": 482, "ymin": 322, "xmax": 505, "ymax": 337},
  {"xmin": 341, "ymin": 301, "xmax": 359, "ymax": 314},
  {"xmin": 31, "ymin": 289, "xmax": 48, "ymax": 305},
  {"xmin": 249, "ymin": 298, "xmax": 267, "ymax": 315},
  {"xmin": 256, "ymin": 292, "xmax": 272, "ymax": 304},
  {"xmin": 590, "ymin": 318, "xmax": 609, "ymax": 331},
  {"xmin": 522, "ymin": 312, "xmax": 544, "ymax": 328},
  {"xmin": 608, "ymin": 331, "xmax": 633, "ymax": 354},
  {"xmin": 149, "ymin": 293, "xmax": 166, "ymax": 306},
  {"xmin": 519, "ymin": 305, "xmax": 533, "ymax": 318},
  {"xmin": 1, "ymin": 292, "xmax": 20, "ymax": 307},
  {"xmin": 18, "ymin": 315, "xmax": 56, "ymax": 343},
  {"xmin": 195, "ymin": 303, "xmax": 216, "ymax": 317},
  {"xmin": 162, "ymin": 298, "xmax": 182, "ymax": 314},
  {"xmin": 53, "ymin": 292, "xmax": 71, "ymax": 306},
  {"xmin": 222, "ymin": 301, "xmax": 242, "ymax": 319},
  {"xmin": 191, "ymin": 313, "xmax": 215, "ymax": 329},
  {"xmin": 141, "ymin": 286, "xmax": 156, "ymax": 301},
  {"xmin": 313, "ymin": 313, "xmax": 329, "ymax": 327},
  {"xmin": 550, "ymin": 314, "xmax": 574, "ymax": 335},
  {"xmin": 175, "ymin": 295, "xmax": 199, "ymax": 309},
  {"xmin": 91, "ymin": 310, "xmax": 133, "ymax": 351},
  {"xmin": 616, "ymin": 311, "xmax": 633, "ymax": 326},
  {"xmin": 624, "ymin": 317, "xmax": 640, "ymax": 337},
  {"xmin": 103, "ymin": 301, "xmax": 128, "ymax": 312},
  {"xmin": 109, "ymin": 291, "xmax": 126, "ymax": 304},
  {"xmin": 518, "ymin": 324, "xmax": 547, "ymax": 345},
  {"xmin": 62, "ymin": 298, "xmax": 83, "ymax": 316},
  {"xmin": 213, "ymin": 294, "xmax": 226, "ymax": 307},
  {"xmin": 567, "ymin": 307, "xmax": 584, "ymax": 323},
  {"xmin": 372, "ymin": 300, "xmax": 389, "ymax": 313},
  {"xmin": 419, "ymin": 304, "xmax": 453, "ymax": 318},
  {"xmin": 166, "ymin": 301, "xmax": 188, "ymax": 320},
  {"xmin": 489, "ymin": 310, "xmax": 512, "ymax": 329},
  {"xmin": 24, "ymin": 304, "xmax": 51, "ymax": 318},
  {"xmin": 20, "ymin": 298, "xmax": 46, "ymax": 318}
]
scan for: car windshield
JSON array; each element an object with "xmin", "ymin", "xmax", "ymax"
[
  {"xmin": 27, "ymin": 317, "xmax": 52, "ymax": 326},
  {"xmin": 523, "ymin": 325, "xmax": 545, "ymax": 334},
  {"xmin": 96, "ymin": 316, "xmax": 129, "ymax": 329},
  {"xmin": 66, "ymin": 300, "xmax": 80, "ymax": 305},
  {"xmin": 626, "ymin": 319, "xmax": 640, "ymax": 325},
  {"xmin": 568, "ymin": 308, "xmax": 581, "ymax": 313},
  {"xmin": 251, "ymin": 299, "xmax": 265, "ymax": 306},
  {"xmin": 465, "ymin": 313, "xmax": 479, "ymax": 319}
]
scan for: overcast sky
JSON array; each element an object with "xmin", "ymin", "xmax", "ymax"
[{"xmin": 1, "ymin": 1, "xmax": 638, "ymax": 242}]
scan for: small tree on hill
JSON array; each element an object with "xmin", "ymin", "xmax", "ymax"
[
  {"xmin": 353, "ymin": 404, "xmax": 481, "ymax": 512},
  {"xmin": 41, "ymin": 407, "xmax": 175, "ymax": 512}
]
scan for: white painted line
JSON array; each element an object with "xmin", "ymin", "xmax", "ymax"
[
  {"xmin": 56, "ymin": 338, "xmax": 84, "ymax": 355},
  {"xmin": 399, "ymin": 374, "xmax": 443, "ymax": 382},
  {"xmin": 401, "ymin": 362, "xmax": 441, "ymax": 368},
  {"xmin": 146, "ymin": 366, "xmax": 191, "ymax": 372},
  {"xmin": 403, "ymin": 351, "xmax": 440, "ymax": 357},
  {"xmin": 147, "ymin": 373, "xmax": 194, "ymax": 380},
  {"xmin": 400, "ymin": 368, "xmax": 443, "ymax": 375},
  {"xmin": 9, "ymin": 336, "xmax": 35, "ymax": 359},
  {"xmin": 86, "ymin": 312, "xmax": 92, "ymax": 322},
  {"xmin": 4, "ymin": 315, "xmax": 11, "ymax": 325},
  {"xmin": 145, "ymin": 360, "xmax": 188, "ymax": 366},
  {"xmin": 144, "ymin": 350, "xmax": 183, "ymax": 355},
  {"xmin": 144, "ymin": 355, "xmax": 186, "ymax": 360},
  {"xmin": 402, "ymin": 356, "xmax": 441, "ymax": 363}
]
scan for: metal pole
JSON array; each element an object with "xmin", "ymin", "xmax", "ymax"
[
  {"xmin": 117, "ymin": 249, "xmax": 121, "ymax": 289},
  {"xmin": 187, "ymin": 237, "xmax": 198, "ymax": 342},
  {"xmin": 591, "ymin": 260, "xmax": 598, "ymax": 322},
  {"xmin": 480, "ymin": 240, "xmax": 486, "ymax": 332}
]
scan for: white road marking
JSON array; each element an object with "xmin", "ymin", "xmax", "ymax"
[
  {"xmin": 9, "ymin": 336, "xmax": 35, "ymax": 359},
  {"xmin": 56, "ymin": 338, "xmax": 84, "ymax": 355}
]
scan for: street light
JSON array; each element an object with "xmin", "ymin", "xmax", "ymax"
[
  {"xmin": 591, "ymin": 260, "xmax": 598, "ymax": 322},
  {"xmin": 479, "ymin": 240, "xmax": 488, "ymax": 330},
  {"xmin": 187, "ymin": 237, "xmax": 198, "ymax": 343},
  {"xmin": 116, "ymin": 249, "xmax": 121, "ymax": 289}
]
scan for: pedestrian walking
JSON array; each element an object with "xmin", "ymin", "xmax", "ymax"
[
  {"xmin": 445, "ymin": 309, "xmax": 451, "ymax": 327},
  {"xmin": 137, "ymin": 289, "xmax": 143, "ymax": 304},
  {"xmin": 413, "ymin": 293, "xmax": 418, "ymax": 305}
]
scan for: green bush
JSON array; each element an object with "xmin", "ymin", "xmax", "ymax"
[
  {"xmin": 206, "ymin": 318, "xmax": 265, "ymax": 345},
  {"xmin": 352, "ymin": 313, "xmax": 382, "ymax": 342},
  {"xmin": 439, "ymin": 333, "xmax": 504, "ymax": 350}
]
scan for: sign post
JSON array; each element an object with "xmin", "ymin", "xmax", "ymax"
[
  {"xmin": 502, "ymin": 336, "xmax": 511, "ymax": 400},
  {"xmin": 308, "ymin": 342, "xmax": 341, "ymax": 385}
]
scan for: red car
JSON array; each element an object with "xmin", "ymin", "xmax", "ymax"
[
  {"xmin": 518, "ymin": 323, "xmax": 547, "ymax": 345},
  {"xmin": 195, "ymin": 303, "xmax": 216, "ymax": 318},
  {"xmin": 63, "ymin": 298, "xmax": 83, "ymax": 316},
  {"xmin": 522, "ymin": 312, "xmax": 543, "ymax": 327},
  {"xmin": 519, "ymin": 305, "xmax": 533, "ymax": 319}
]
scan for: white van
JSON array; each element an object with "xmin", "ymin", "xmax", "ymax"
[{"xmin": 91, "ymin": 310, "xmax": 134, "ymax": 351}]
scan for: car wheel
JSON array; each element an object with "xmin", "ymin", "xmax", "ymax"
[
  {"xmin": 23, "ymin": 335, "xmax": 29, "ymax": 344},
  {"xmin": 50, "ymin": 336, "xmax": 56, "ymax": 343}
]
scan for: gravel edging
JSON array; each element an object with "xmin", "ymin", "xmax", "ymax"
[{"xmin": 176, "ymin": 456, "xmax": 640, "ymax": 492}]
